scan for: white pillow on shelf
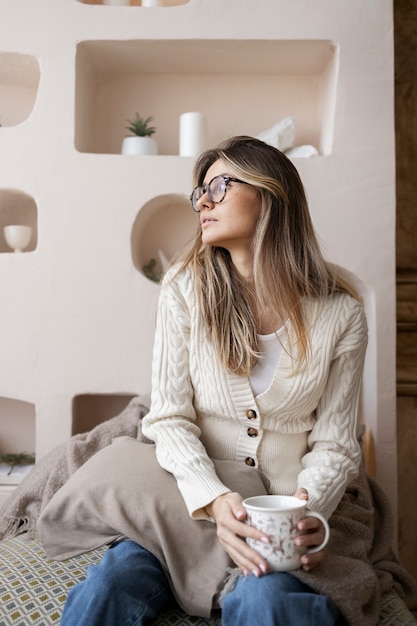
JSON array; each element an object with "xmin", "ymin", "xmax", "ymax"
[
  {"xmin": 256, "ymin": 116, "xmax": 295, "ymax": 152},
  {"xmin": 285, "ymin": 144, "xmax": 319, "ymax": 158}
]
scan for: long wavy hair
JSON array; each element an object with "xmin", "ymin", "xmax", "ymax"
[{"xmin": 177, "ymin": 136, "xmax": 358, "ymax": 376}]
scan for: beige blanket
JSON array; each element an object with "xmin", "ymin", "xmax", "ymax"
[
  {"xmin": 1, "ymin": 396, "xmax": 416, "ymax": 624},
  {"xmin": 36, "ymin": 436, "xmax": 271, "ymax": 616}
]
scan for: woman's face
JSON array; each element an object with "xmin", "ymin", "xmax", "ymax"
[{"xmin": 198, "ymin": 159, "xmax": 262, "ymax": 263}]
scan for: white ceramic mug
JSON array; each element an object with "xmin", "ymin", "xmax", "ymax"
[{"xmin": 243, "ymin": 495, "xmax": 330, "ymax": 572}]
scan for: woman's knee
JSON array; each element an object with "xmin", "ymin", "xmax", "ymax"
[
  {"xmin": 80, "ymin": 541, "xmax": 165, "ymax": 597},
  {"xmin": 222, "ymin": 572, "xmax": 340, "ymax": 626},
  {"xmin": 225, "ymin": 571, "xmax": 304, "ymax": 601}
]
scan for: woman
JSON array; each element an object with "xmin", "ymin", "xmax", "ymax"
[{"xmin": 61, "ymin": 136, "xmax": 367, "ymax": 625}]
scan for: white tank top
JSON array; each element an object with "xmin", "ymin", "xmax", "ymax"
[{"xmin": 249, "ymin": 325, "xmax": 286, "ymax": 397}]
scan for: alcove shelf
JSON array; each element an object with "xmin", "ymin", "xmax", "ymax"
[
  {"xmin": 0, "ymin": 190, "xmax": 38, "ymax": 253},
  {"xmin": 131, "ymin": 193, "xmax": 198, "ymax": 281},
  {"xmin": 0, "ymin": 53, "xmax": 40, "ymax": 127},
  {"xmin": 72, "ymin": 393, "xmax": 137, "ymax": 435},
  {"xmin": 78, "ymin": 0, "xmax": 188, "ymax": 6},
  {"xmin": 75, "ymin": 39, "xmax": 337, "ymax": 156},
  {"xmin": 0, "ymin": 397, "xmax": 36, "ymax": 506},
  {"xmin": 0, "ymin": 397, "xmax": 36, "ymax": 458}
]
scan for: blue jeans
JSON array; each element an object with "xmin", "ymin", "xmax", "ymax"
[
  {"xmin": 222, "ymin": 571, "xmax": 341, "ymax": 626},
  {"xmin": 60, "ymin": 540, "xmax": 175, "ymax": 626},
  {"xmin": 60, "ymin": 539, "xmax": 340, "ymax": 626}
]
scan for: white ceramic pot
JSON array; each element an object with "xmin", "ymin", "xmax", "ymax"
[
  {"xmin": 4, "ymin": 225, "xmax": 32, "ymax": 253},
  {"xmin": 121, "ymin": 136, "xmax": 158, "ymax": 155}
]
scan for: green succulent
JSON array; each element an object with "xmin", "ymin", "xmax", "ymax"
[{"xmin": 126, "ymin": 113, "xmax": 156, "ymax": 137}]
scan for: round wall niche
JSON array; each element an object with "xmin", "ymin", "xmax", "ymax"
[
  {"xmin": 0, "ymin": 53, "xmax": 40, "ymax": 127},
  {"xmin": 131, "ymin": 193, "xmax": 198, "ymax": 281},
  {"xmin": 0, "ymin": 189, "xmax": 38, "ymax": 253}
]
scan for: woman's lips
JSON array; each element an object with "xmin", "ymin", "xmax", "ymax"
[{"xmin": 201, "ymin": 217, "xmax": 216, "ymax": 226}]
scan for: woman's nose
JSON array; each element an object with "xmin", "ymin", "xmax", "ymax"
[{"xmin": 197, "ymin": 192, "xmax": 214, "ymax": 212}]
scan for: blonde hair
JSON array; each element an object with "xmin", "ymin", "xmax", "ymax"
[{"xmin": 178, "ymin": 136, "xmax": 358, "ymax": 376}]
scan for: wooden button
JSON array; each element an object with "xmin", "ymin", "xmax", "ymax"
[
  {"xmin": 245, "ymin": 457, "xmax": 256, "ymax": 467},
  {"xmin": 247, "ymin": 427, "xmax": 258, "ymax": 438},
  {"xmin": 246, "ymin": 409, "xmax": 257, "ymax": 420}
]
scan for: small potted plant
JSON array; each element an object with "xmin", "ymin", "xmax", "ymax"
[{"xmin": 121, "ymin": 113, "xmax": 158, "ymax": 155}]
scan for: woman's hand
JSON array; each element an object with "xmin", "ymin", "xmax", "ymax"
[
  {"xmin": 205, "ymin": 492, "xmax": 269, "ymax": 578},
  {"xmin": 294, "ymin": 487, "xmax": 327, "ymax": 571},
  {"xmin": 206, "ymin": 489, "xmax": 328, "ymax": 576}
]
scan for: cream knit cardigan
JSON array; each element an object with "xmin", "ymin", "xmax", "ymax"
[{"xmin": 142, "ymin": 269, "xmax": 368, "ymax": 522}]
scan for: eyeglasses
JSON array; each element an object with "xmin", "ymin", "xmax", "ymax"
[{"xmin": 189, "ymin": 174, "xmax": 249, "ymax": 212}]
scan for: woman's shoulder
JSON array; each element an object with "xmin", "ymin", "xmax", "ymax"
[
  {"xmin": 161, "ymin": 263, "xmax": 194, "ymax": 288},
  {"xmin": 304, "ymin": 291, "xmax": 364, "ymax": 315},
  {"xmin": 159, "ymin": 264, "xmax": 197, "ymax": 305},
  {"xmin": 304, "ymin": 292, "xmax": 367, "ymax": 338},
  {"xmin": 327, "ymin": 291, "xmax": 365, "ymax": 315}
]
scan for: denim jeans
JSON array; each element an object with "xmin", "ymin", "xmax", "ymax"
[
  {"xmin": 60, "ymin": 540, "xmax": 175, "ymax": 626},
  {"xmin": 222, "ymin": 570, "xmax": 341, "ymax": 626},
  {"xmin": 60, "ymin": 539, "xmax": 340, "ymax": 626}
]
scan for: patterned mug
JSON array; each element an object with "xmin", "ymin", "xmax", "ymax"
[{"xmin": 243, "ymin": 495, "xmax": 330, "ymax": 572}]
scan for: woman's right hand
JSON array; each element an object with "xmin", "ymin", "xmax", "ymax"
[{"xmin": 205, "ymin": 492, "xmax": 270, "ymax": 577}]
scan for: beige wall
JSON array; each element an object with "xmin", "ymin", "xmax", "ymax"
[{"xmin": 0, "ymin": 0, "xmax": 397, "ymax": 522}]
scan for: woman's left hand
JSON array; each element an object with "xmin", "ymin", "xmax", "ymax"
[{"xmin": 294, "ymin": 487, "xmax": 327, "ymax": 571}]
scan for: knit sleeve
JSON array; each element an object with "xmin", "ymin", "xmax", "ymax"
[
  {"xmin": 297, "ymin": 298, "xmax": 368, "ymax": 519},
  {"xmin": 141, "ymin": 272, "xmax": 231, "ymax": 519}
]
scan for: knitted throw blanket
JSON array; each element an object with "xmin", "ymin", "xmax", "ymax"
[
  {"xmin": 0, "ymin": 396, "xmax": 415, "ymax": 625},
  {"xmin": 0, "ymin": 396, "xmax": 150, "ymax": 540}
]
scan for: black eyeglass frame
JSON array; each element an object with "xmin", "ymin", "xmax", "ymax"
[{"xmin": 189, "ymin": 175, "xmax": 249, "ymax": 212}]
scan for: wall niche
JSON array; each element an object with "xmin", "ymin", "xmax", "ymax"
[
  {"xmin": 0, "ymin": 189, "xmax": 38, "ymax": 253},
  {"xmin": 0, "ymin": 53, "xmax": 40, "ymax": 127},
  {"xmin": 0, "ymin": 396, "xmax": 36, "ymax": 457},
  {"xmin": 72, "ymin": 393, "xmax": 137, "ymax": 435},
  {"xmin": 75, "ymin": 39, "xmax": 337, "ymax": 156},
  {"xmin": 131, "ymin": 193, "xmax": 198, "ymax": 281},
  {"xmin": 78, "ymin": 0, "xmax": 189, "ymax": 6}
]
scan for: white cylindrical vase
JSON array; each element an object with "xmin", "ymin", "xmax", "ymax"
[
  {"xmin": 142, "ymin": 0, "xmax": 163, "ymax": 6},
  {"xmin": 179, "ymin": 112, "xmax": 207, "ymax": 157}
]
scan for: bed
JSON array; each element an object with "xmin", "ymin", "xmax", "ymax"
[
  {"xmin": 1, "ymin": 534, "xmax": 416, "ymax": 625},
  {"xmin": 0, "ymin": 398, "xmax": 416, "ymax": 625}
]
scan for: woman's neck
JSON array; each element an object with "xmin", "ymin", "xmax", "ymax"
[
  {"xmin": 254, "ymin": 305, "xmax": 284, "ymax": 335},
  {"xmin": 229, "ymin": 248, "xmax": 253, "ymax": 280}
]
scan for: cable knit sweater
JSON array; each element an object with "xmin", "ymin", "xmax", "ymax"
[{"xmin": 142, "ymin": 268, "xmax": 368, "ymax": 522}]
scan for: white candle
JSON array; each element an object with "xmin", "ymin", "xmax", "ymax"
[{"xmin": 179, "ymin": 112, "xmax": 207, "ymax": 157}]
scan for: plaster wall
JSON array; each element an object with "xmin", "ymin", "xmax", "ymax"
[{"xmin": 0, "ymin": 0, "xmax": 396, "ymax": 519}]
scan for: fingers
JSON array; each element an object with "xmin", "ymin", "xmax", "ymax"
[
  {"xmin": 300, "ymin": 548, "xmax": 326, "ymax": 571},
  {"xmin": 219, "ymin": 526, "xmax": 269, "ymax": 577},
  {"xmin": 296, "ymin": 514, "xmax": 327, "ymax": 571},
  {"xmin": 295, "ymin": 526, "xmax": 325, "ymax": 552},
  {"xmin": 297, "ymin": 513, "xmax": 324, "ymax": 533},
  {"xmin": 294, "ymin": 487, "xmax": 309, "ymax": 501},
  {"xmin": 210, "ymin": 492, "xmax": 270, "ymax": 576}
]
